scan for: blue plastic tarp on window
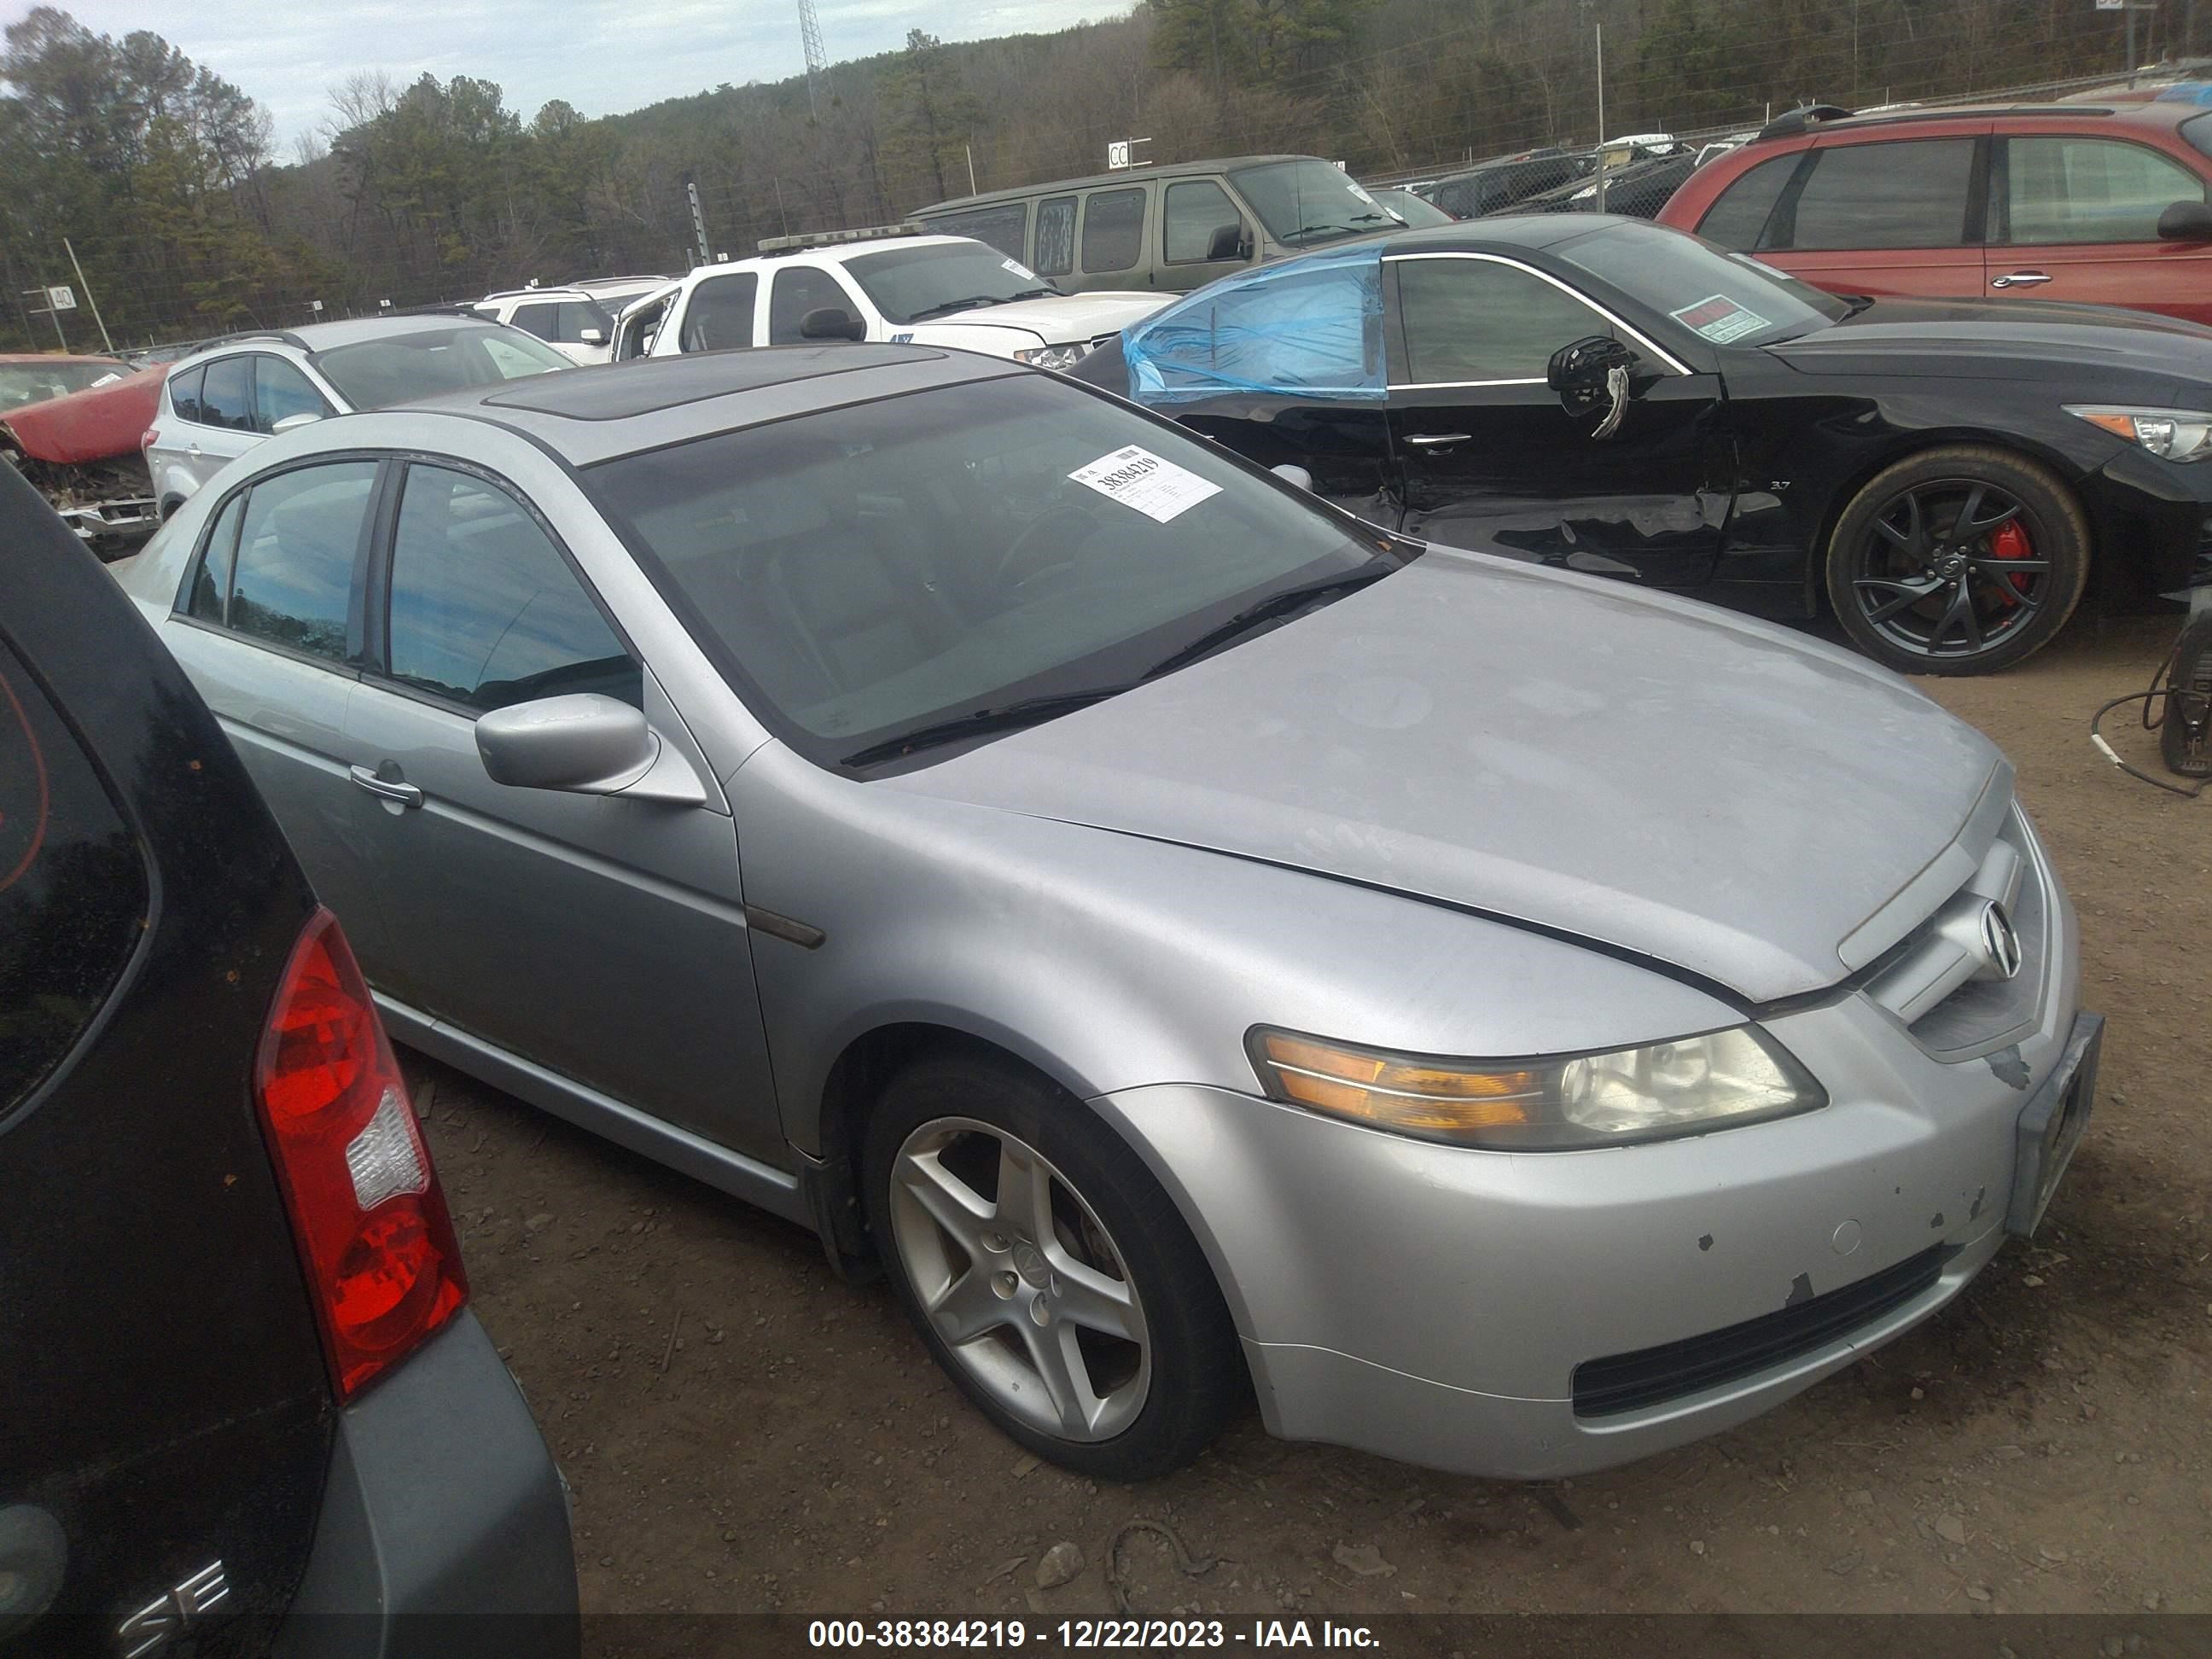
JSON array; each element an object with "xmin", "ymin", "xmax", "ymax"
[{"xmin": 1120, "ymin": 243, "xmax": 1387, "ymax": 405}]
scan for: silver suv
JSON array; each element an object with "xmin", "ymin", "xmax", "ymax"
[{"xmin": 147, "ymin": 316, "xmax": 572, "ymax": 512}]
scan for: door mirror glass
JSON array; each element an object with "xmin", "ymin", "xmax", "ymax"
[
  {"xmin": 2158, "ymin": 200, "xmax": 2212, "ymax": 241},
  {"xmin": 475, "ymin": 693, "xmax": 657, "ymax": 794},
  {"xmin": 270, "ymin": 410, "xmax": 323, "ymax": 434},
  {"xmin": 1269, "ymin": 463, "xmax": 1315, "ymax": 492},
  {"xmin": 799, "ymin": 306, "xmax": 866, "ymax": 341},
  {"xmin": 578, "ymin": 326, "xmax": 606, "ymax": 345}
]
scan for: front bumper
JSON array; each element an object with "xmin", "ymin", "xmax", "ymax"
[
  {"xmin": 271, "ymin": 1312, "xmax": 578, "ymax": 1657},
  {"xmin": 1092, "ymin": 974, "xmax": 2087, "ymax": 1481},
  {"xmin": 2080, "ymin": 445, "xmax": 2212, "ymax": 600}
]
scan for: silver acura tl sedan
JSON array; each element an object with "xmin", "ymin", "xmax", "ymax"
[{"xmin": 114, "ymin": 343, "xmax": 2099, "ymax": 1481}]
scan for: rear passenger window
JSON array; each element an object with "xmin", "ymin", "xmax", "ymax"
[
  {"xmin": 251, "ymin": 357, "xmax": 332, "ymax": 434},
  {"xmin": 1697, "ymin": 153, "xmax": 1802, "ymax": 251},
  {"xmin": 1782, "ymin": 139, "xmax": 1976, "ymax": 250},
  {"xmin": 1081, "ymin": 188, "xmax": 1145, "ymax": 274},
  {"xmin": 1034, "ymin": 196, "xmax": 1077, "ymax": 276},
  {"xmin": 767, "ymin": 267, "xmax": 855, "ymax": 345},
  {"xmin": 224, "ymin": 462, "xmax": 377, "ymax": 662},
  {"xmin": 198, "ymin": 357, "xmax": 253, "ymax": 430},
  {"xmin": 0, "ymin": 633, "xmax": 150, "ymax": 1113},
  {"xmin": 167, "ymin": 364, "xmax": 205, "ymax": 424},
  {"xmin": 1164, "ymin": 180, "xmax": 1240, "ymax": 263},
  {"xmin": 680, "ymin": 273, "xmax": 759, "ymax": 352},
  {"xmin": 384, "ymin": 465, "xmax": 639, "ymax": 711},
  {"xmin": 187, "ymin": 492, "xmax": 246, "ymax": 621},
  {"xmin": 929, "ymin": 203, "xmax": 1028, "ymax": 260},
  {"xmin": 509, "ymin": 304, "xmax": 559, "ymax": 341}
]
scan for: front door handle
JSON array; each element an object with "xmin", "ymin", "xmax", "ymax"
[
  {"xmin": 350, "ymin": 764, "xmax": 422, "ymax": 808},
  {"xmin": 1989, "ymin": 271, "xmax": 2052, "ymax": 288},
  {"xmin": 1405, "ymin": 432, "xmax": 1472, "ymax": 448}
]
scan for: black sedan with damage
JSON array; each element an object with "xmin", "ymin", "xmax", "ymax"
[{"xmin": 1072, "ymin": 216, "xmax": 2212, "ymax": 674}]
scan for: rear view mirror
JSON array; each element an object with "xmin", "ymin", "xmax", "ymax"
[
  {"xmin": 474, "ymin": 694, "xmax": 704, "ymax": 804},
  {"xmin": 270, "ymin": 411, "xmax": 323, "ymax": 435},
  {"xmin": 1270, "ymin": 463, "xmax": 1316, "ymax": 492},
  {"xmin": 2158, "ymin": 201, "xmax": 2212, "ymax": 241},
  {"xmin": 800, "ymin": 307, "xmax": 867, "ymax": 341},
  {"xmin": 1206, "ymin": 221, "xmax": 1253, "ymax": 262},
  {"xmin": 579, "ymin": 326, "xmax": 606, "ymax": 345}
]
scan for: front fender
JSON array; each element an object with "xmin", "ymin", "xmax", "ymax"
[{"xmin": 726, "ymin": 742, "xmax": 1739, "ymax": 1159}]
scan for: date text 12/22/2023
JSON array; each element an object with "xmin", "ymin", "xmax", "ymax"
[{"xmin": 806, "ymin": 1619, "xmax": 1382, "ymax": 1650}]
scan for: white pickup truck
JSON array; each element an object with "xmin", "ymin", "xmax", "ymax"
[{"xmin": 611, "ymin": 231, "xmax": 1169, "ymax": 371}]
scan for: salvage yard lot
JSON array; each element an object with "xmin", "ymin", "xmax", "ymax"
[{"xmin": 416, "ymin": 612, "xmax": 2209, "ymax": 1628}]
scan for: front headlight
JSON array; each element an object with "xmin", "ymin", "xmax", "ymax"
[
  {"xmin": 1014, "ymin": 341, "xmax": 1092, "ymax": 371},
  {"xmin": 1248, "ymin": 1025, "xmax": 1826, "ymax": 1150},
  {"xmin": 2066, "ymin": 405, "xmax": 2212, "ymax": 463}
]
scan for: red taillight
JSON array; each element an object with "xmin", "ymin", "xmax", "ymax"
[
  {"xmin": 254, "ymin": 909, "xmax": 467, "ymax": 1398},
  {"xmin": 140, "ymin": 427, "xmax": 158, "ymax": 454}
]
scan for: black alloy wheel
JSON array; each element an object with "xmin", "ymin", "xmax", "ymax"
[{"xmin": 1826, "ymin": 446, "xmax": 2089, "ymax": 676}]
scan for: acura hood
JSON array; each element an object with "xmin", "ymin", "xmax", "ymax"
[
  {"xmin": 888, "ymin": 552, "xmax": 2005, "ymax": 1002},
  {"xmin": 1771, "ymin": 296, "xmax": 2212, "ymax": 381}
]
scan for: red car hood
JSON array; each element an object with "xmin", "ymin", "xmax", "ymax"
[{"xmin": 1, "ymin": 365, "xmax": 167, "ymax": 464}]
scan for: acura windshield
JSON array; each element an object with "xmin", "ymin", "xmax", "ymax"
[
  {"xmin": 1557, "ymin": 223, "xmax": 1851, "ymax": 346},
  {"xmin": 314, "ymin": 326, "xmax": 571, "ymax": 410},
  {"xmin": 844, "ymin": 242, "xmax": 1060, "ymax": 323},
  {"xmin": 1231, "ymin": 159, "xmax": 1400, "ymax": 247},
  {"xmin": 584, "ymin": 374, "xmax": 1406, "ymax": 767}
]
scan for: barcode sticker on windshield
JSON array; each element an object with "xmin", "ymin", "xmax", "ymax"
[
  {"xmin": 1069, "ymin": 445, "xmax": 1222, "ymax": 523},
  {"xmin": 1002, "ymin": 258, "xmax": 1037, "ymax": 281},
  {"xmin": 1670, "ymin": 294, "xmax": 1768, "ymax": 344}
]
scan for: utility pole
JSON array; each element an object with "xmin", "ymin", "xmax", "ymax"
[
  {"xmin": 1594, "ymin": 20, "xmax": 1608, "ymax": 214},
  {"xmin": 965, "ymin": 143, "xmax": 977, "ymax": 195},
  {"xmin": 685, "ymin": 177, "xmax": 711, "ymax": 268},
  {"xmin": 61, "ymin": 239, "xmax": 112, "ymax": 354}
]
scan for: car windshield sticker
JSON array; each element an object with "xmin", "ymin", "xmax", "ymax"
[
  {"xmin": 1002, "ymin": 259, "xmax": 1038, "ymax": 281},
  {"xmin": 890, "ymin": 331, "xmax": 914, "ymax": 343},
  {"xmin": 1068, "ymin": 445, "xmax": 1222, "ymax": 523},
  {"xmin": 1670, "ymin": 294, "xmax": 1769, "ymax": 344}
]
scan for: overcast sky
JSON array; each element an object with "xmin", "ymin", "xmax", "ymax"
[{"xmin": 22, "ymin": 0, "xmax": 1133, "ymax": 150}]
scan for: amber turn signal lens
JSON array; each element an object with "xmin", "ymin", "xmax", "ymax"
[{"xmin": 1256, "ymin": 1032, "xmax": 1539, "ymax": 1136}]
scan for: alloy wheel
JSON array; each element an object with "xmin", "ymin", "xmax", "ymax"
[
  {"xmin": 887, "ymin": 1116, "xmax": 1150, "ymax": 1442},
  {"xmin": 1849, "ymin": 478, "xmax": 2052, "ymax": 662}
]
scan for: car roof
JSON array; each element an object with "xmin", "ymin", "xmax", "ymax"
[
  {"xmin": 1748, "ymin": 94, "xmax": 2210, "ymax": 147},
  {"xmin": 392, "ymin": 342, "xmax": 1021, "ymax": 468},
  {"xmin": 911, "ymin": 156, "xmax": 1320, "ymax": 215},
  {"xmin": 480, "ymin": 287, "xmax": 596, "ymax": 303},
  {"xmin": 1371, "ymin": 214, "xmax": 1649, "ymax": 255},
  {"xmin": 177, "ymin": 313, "xmax": 517, "ymax": 363}
]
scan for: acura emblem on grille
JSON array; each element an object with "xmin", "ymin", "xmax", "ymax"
[{"xmin": 1978, "ymin": 901, "xmax": 2023, "ymax": 982}]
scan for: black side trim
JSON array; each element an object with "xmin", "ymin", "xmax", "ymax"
[
  {"xmin": 744, "ymin": 905, "xmax": 824, "ymax": 949},
  {"xmin": 1572, "ymin": 1243, "xmax": 1953, "ymax": 1418}
]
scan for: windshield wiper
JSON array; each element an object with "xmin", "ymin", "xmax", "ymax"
[
  {"xmin": 1139, "ymin": 563, "xmax": 1395, "ymax": 684},
  {"xmin": 1286, "ymin": 221, "xmax": 1359, "ymax": 242},
  {"xmin": 905, "ymin": 294, "xmax": 1010, "ymax": 321},
  {"xmin": 841, "ymin": 688, "xmax": 1128, "ymax": 768},
  {"xmin": 1004, "ymin": 286, "xmax": 1062, "ymax": 301}
]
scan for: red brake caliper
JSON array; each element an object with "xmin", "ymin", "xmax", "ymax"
[{"xmin": 1989, "ymin": 520, "xmax": 2034, "ymax": 602}]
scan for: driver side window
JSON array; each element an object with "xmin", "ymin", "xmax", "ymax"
[{"xmin": 1394, "ymin": 257, "xmax": 1611, "ymax": 386}]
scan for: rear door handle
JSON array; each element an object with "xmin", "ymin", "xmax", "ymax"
[
  {"xmin": 1405, "ymin": 432, "xmax": 1472, "ymax": 447},
  {"xmin": 350, "ymin": 765, "xmax": 422, "ymax": 808},
  {"xmin": 1989, "ymin": 271, "xmax": 2052, "ymax": 288}
]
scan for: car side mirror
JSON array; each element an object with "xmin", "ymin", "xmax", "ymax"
[
  {"xmin": 2158, "ymin": 200, "xmax": 2212, "ymax": 241},
  {"xmin": 1547, "ymin": 335, "xmax": 1644, "ymax": 439},
  {"xmin": 800, "ymin": 306, "xmax": 866, "ymax": 341},
  {"xmin": 1207, "ymin": 221, "xmax": 1253, "ymax": 262},
  {"xmin": 474, "ymin": 693, "xmax": 703, "ymax": 804},
  {"xmin": 1269, "ymin": 463, "xmax": 1316, "ymax": 492},
  {"xmin": 579, "ymin": 326, "xmax": 606, "ymax": 345},
  {"xmin": 269, "ymin": 411, "xmax": 323, "ymax": 435}
]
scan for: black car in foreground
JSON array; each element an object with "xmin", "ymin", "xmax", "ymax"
[
  {"xmin": 1074, "ymin": 216, "xmax": 2212, "ymax": 674},
  {"xmin": 0, "ymin": 467, "xmax": 576, "ymax": 1656}
]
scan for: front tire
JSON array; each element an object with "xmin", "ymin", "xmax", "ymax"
[
  {"xmin": 861, "ymin": 1051, "xmax": 1243, "ymax": 1481},
  {"xmin": 1825, "ymin": 445, "xmax": 2089, "ymax": 675}
]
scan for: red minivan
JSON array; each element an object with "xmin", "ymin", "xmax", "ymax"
[{"xmin": 1658, "ymin": 91, "xmax": 2212, "ymax": 323}]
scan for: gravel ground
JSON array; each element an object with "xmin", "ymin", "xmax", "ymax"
[{"xmin": 414, "ymin": 608, "xmax": 2210, "ymax": 1636}]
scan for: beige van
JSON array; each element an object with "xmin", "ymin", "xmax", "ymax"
[{"xmin": 907, "ymin": 154, "xmax": 1405, "ymax": 294}]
